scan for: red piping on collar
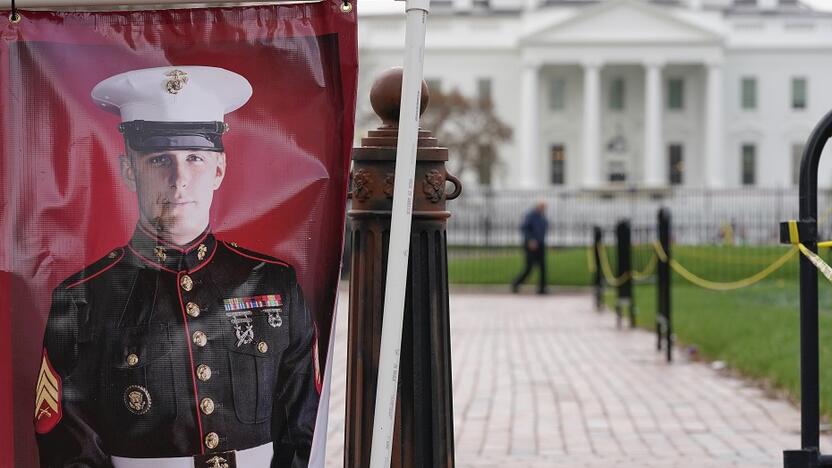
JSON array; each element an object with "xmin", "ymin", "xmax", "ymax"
[
  {"xmin": 66, "ymin": 250, "xmax": 125, "ymax": 289},
  {"xmin": 136, "ymin": 224, "xmax": 210, "ymax": 253}
]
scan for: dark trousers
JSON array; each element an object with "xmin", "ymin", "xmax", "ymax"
[{"xmin": 512, "ymin": 247, "xmax": 547, "ymax": 293}]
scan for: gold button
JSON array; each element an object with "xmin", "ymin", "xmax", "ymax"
[
  {"xmin": 204, "ymin": 432, "xmax": 219, "ymax": 449},
  {"xmin": 108, "ymin": 250, "xmax": 118, "ymax": 259},
  {"xmin": 193, "ymin": 331, "xmax": 207, "ymax": 347},
  {"xmin": 200, "ymin": 397, "xmax": 215, "ymax": 415},
  {"xmin": 180, "ymin": 274, "xmax": 193, "ymax": 291},
  {"xmin": 257, "ymin": 341, "xmax": 268, "ymax": 353},
  {"xmin": 196, "ymin": 364, "xmax": 212, "ymax": 382},
  {"xmin": 126, "ymin": 353, "xmax": 139, "ymax": 366},
  {"xmin": 186, "ymin": 302, "xmax": 200, "ymax": 318}
]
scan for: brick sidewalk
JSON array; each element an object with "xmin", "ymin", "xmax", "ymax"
[{"xmin": 323, "ymin": 291, "xmax": 827, "ymax": 467}]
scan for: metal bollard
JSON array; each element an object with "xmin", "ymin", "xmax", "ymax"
[
  {"xmin": 657, "ymin": 208, "xmax": 672, "ymax": 363},
  {"xmin": 593, "ymin": 226, "xmax": 603, "ymax": 312},
  {"xmin": 344, "ymin": 68, "xmax": 461, "ymax": 468},
  {"xmin": 779, "ymin": 108, "xmax": 832, "ymax": 468},
  {"xmin": 615, "ymin": 220, "xmax": 635, "ymax": 329}
]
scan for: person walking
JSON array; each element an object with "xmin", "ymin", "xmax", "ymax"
[{"xmin": 512, "ymin": 199, "xmax": 549, "ymax": 294}]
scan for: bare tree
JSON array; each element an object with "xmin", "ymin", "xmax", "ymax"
[{"xmin": 419, "ymin": 88, "xmax": 512, "ymax": 187}]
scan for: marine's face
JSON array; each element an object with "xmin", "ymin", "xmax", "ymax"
[{"xmin": 121, "ymin": 149, "xmax": 226, "ymax": 245}]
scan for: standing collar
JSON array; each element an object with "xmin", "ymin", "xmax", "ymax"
[{"xmin": 128, "ymin": 224, "xmax": 217, "ymax": 273}]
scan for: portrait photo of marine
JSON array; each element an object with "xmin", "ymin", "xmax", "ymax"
[{"xmin": 33, "ymin": 66, "xmax": 320, "ymax": 468}]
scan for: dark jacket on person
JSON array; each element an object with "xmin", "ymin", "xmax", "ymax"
[{"xmin": 520, "ymin": 209, "xmax": 549, "ymax": 248}]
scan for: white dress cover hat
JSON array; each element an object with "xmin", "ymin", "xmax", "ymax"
[{"xmin": 91, "ymin": 66, "xmax": 253, "ymax": 152}]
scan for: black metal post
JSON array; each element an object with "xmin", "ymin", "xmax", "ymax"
[
  {"xmin": 781, "ymin": 108, "xmax": 832, "ymax": 468},
  {"xmin": 615, "ymin": 220, "xmax": 633, "ymax": 329},
  {"xmin": 657, "ymin": 208, "xmax": 672, "ymax": 363},
  {"xmin": 594, "ymin": 226, "xmax": 603, "ymax": 312}
]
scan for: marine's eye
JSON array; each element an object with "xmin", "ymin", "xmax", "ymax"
[
  {"xmin": 148, "ymin": 155, "xmax": 171, "ymax": 167},
  {"xmin": 186, "ymin": 153, "xmax": 206, "ymax": 162}
]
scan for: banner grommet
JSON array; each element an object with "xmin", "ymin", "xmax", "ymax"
[{"xmin": 340, "ymin": 1, "xmax": 353, "ymax": 13}]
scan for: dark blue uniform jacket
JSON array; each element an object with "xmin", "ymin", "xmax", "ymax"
[{"xmin": 35, "ymin": 226, "xmax": 319, "ymax": 467}]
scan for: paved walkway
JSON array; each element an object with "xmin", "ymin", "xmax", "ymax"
[{"xmin": 324, "ymin": 291, "xmax": 828, "ymax": 467}]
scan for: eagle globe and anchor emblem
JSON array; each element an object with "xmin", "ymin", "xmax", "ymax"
[{"xmin": 205, "ymin": 456, "xmax": 230, "ymax": 468}]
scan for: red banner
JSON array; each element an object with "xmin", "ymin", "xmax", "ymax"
[{"xmin": 0, "ymin": 2, "xmax": 356, "ymax": 466}]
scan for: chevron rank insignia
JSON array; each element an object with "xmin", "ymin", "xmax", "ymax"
[{"xmin": 34, "ymin": 350, "xmax": 62, "ymax": 434}]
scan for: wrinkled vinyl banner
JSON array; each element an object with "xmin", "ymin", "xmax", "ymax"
[{"xmin": 0, "ymin": 2, "xmax": 357, "ymax": 466}]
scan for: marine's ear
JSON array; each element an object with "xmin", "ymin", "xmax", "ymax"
[
  {"xmin": 213, "ymin": 152, "xmax": 227, "ymax": 191},
  {"xmin": 119, "ymin": 154, "xmax": 137, "ymax": 193}
]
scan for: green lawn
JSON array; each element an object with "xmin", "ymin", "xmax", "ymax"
[{"xmin": 449, "ymin": 244, "xmax": 832, "ymax": 419}]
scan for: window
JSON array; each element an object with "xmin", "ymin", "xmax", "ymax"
[
  {"xmin": 610, "ymin": 78, "xmax": 625, "ymax": 111},
  {"xmin": 668, "ymin": 144, "xmax": 684, "ymax": 185},
  {"xmin": 550, "ymin": 145, "xmax": 565, "ymax": 185},
  {"xmin": 549, "ymin": 78, "xmax": 565, "ymax": 111},
  {"xmin": 477, "ymin": 78, "xmax": 492, "ymax": 106},
  {"xmin": 741, "ymin": 144, "xmax": 756, "ymax": 186},
  {"xmin": 741, "ymin": 77, "xmax": 757, "ymax": 110},
  {"xmin": 608, "ymin": 160, "xmax": 627, "ymax": 182},
  {"xmin": 792, "ymin": 77, "xmax": 807, "ymax": 110},
  {"xmin": 792, "ymin": 143, "xmax": 805, "ymax": 186},
  {"xmin": 667, "ymin": 79, "xmax": 684, "ymax": 110}
]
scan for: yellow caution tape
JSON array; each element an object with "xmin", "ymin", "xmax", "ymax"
[
  {"xmin": 596, "ymin": 244, "xmax": 657, "ymax": 286},
  {"xmin": 632, "ymin": 254, "xmax": 657, "ymax": 280},
  {"xmin": 797, "ymin": 244, "xmax": 832, "ymax": 284},
  {"xmin": 596, "ymin": 243, "xmax": 630, "ymax": 287},
  {"xmin": 586, "ymin": 247, "xmax": 597, "ymax": 274},
  {"xmin": 653, "ymin": 241, "xmax": 798, "ymax": 291},
  {"xmin": 653, "ymin": 240, "xmax": 668, "ymax": 263},
  {"xmin": 788, "ymin": 220, "xmax": 800, "ymax": 244},
  {"xmin": 783, "ymin": 220, "xmax": 832, "ymax": 283}
]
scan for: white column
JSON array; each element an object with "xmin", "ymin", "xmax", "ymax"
[
  {"xmin": 705, "ymin": 62, "xmax": 724, "ymax": 188},
  {"xmin": 643, "ymin": 61, "xmax": 664, "ymax": 187},
  {"xmin": 582, "ymin": 61, "xmax": 602, "ymax": 188},
  {"xmin": 520, "ymin": 61, "xmax": 541, "ymax": 188}
]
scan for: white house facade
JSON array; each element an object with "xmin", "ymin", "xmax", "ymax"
[{"xmin": 358, "ymin": 0, "xmax": 832, "ymax": 190}]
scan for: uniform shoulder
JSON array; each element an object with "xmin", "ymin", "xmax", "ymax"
[
  {"xmin": 219, "ymin": 241, "xmax": 295, "ymax": 271},
  {"xmin": 57, "ymin": 247, "xmax": 126, "ymax": 291}
]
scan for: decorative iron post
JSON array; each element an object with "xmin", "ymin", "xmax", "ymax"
[{"xmin": 344, "ymin": 68, "xmax": 461, "ymax": 468}]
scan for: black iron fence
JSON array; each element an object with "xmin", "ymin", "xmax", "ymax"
[{"xmin": 444, "ymin": 187, "xmax": 832, "ymax": 286}]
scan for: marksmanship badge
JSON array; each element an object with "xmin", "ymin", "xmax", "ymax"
[{"xmin": 225, "ymin": 310, "xmax": 254, "ymax": 347}]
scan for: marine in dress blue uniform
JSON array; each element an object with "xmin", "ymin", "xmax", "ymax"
[{"xmin": 34, "ymin": 66, "xmax": 320, "ymax": 468}]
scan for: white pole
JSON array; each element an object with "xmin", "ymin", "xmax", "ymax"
[{"xmin": 368, "ymin": 0, "xmax": 430, "ymax": 466}]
